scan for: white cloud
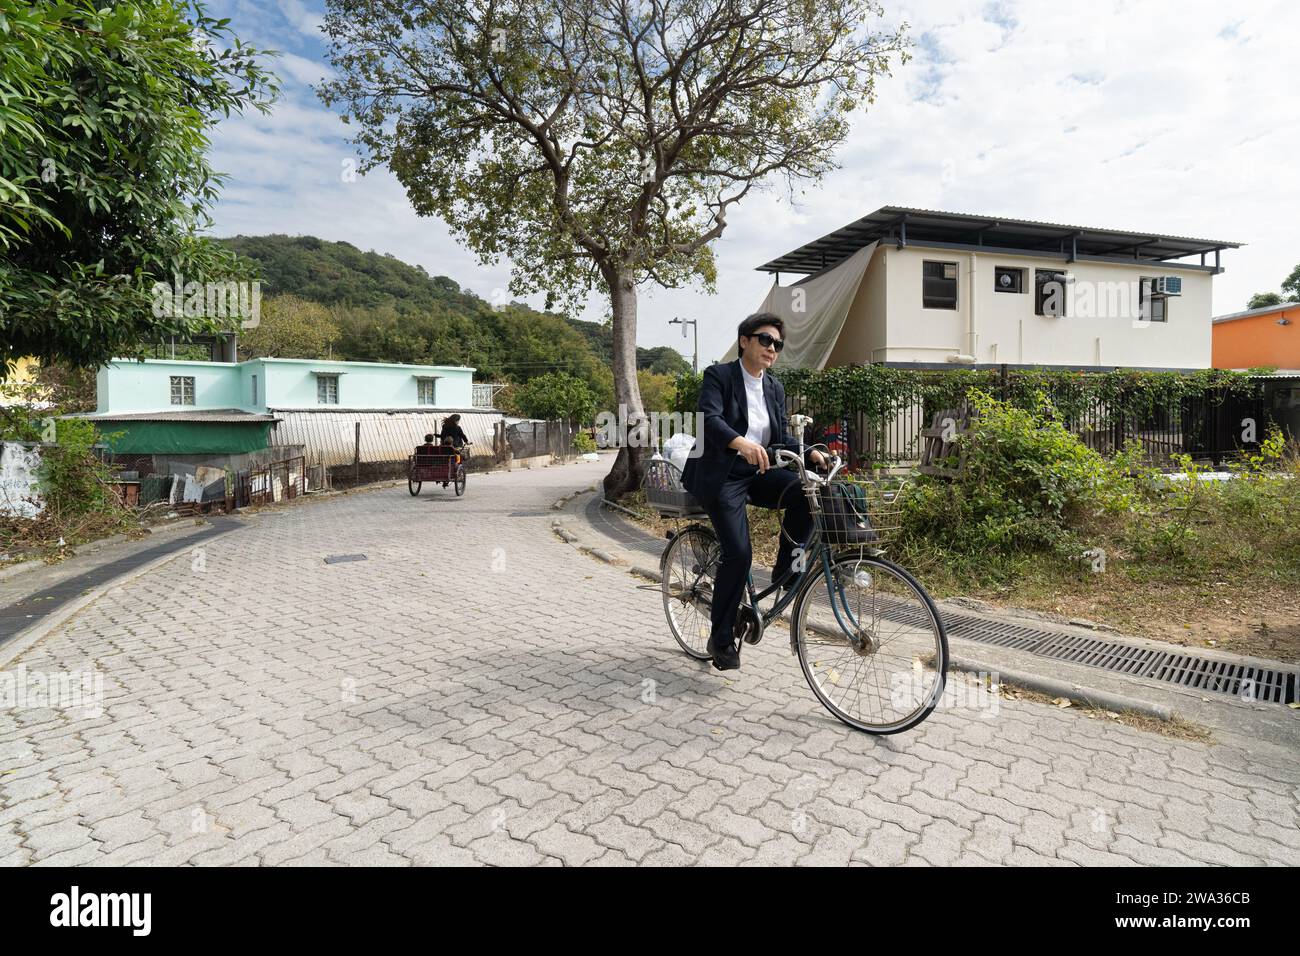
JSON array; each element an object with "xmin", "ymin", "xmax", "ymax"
[
  {"xmin": 275, "ymin": 51, "xmax": 334, "ymax": 86},
  {"xmin": 205, "ymin": 0, "xmax": 1300, "ymax": 365}
]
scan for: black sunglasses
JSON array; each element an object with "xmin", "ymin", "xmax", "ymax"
[{"xmin": 748, "ymin": 331, "xmax": 784, "ymax": 352}]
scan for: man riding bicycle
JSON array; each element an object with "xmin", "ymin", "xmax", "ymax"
[{"xmin": 681, "ymin": 313, "xmax": 826, "ymax": 671}]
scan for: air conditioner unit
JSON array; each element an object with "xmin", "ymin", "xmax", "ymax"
[{"xmin": 1153, "ymin": 276, "xmax": 1182, "ymax": 296}]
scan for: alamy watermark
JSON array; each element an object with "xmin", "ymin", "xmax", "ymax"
[
  {"xmin": 594, "ymin": 405, "xmax": 703, "ymax": 454},
  {"xmin": 891, "ymin": 666, "xmax": 1000, "ymax": 718},
  {"xmin": 1, "ymin": 665, "xmax": 105, "ymax": 718},
  {"xmin": 150, "ymin": 273, "xmax": 261, "ymax": 328}
]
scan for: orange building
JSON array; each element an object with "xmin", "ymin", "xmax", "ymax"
[{"xmin": 1212, "ymin": 302, "xmax": 1300, "ymax": 369}]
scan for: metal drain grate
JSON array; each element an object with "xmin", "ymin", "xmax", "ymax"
[
  {"xmin": 1148, "ymin": 654, "xmax": 1296, "ymax": 704},
  {"xmin": 323, "ymin": 553, "xmax": 368, "ymax": 565},
  {"xmin": 942, "ymin": 609, "xmax": 1298, "ymax": 706},
  {"xmin": 944, "ymin": 617, "xmax": 1054, "ymax": 652},
  {"xmin": 1034, "ymin": 634, "xmax": 1166, "ymax": 677}
]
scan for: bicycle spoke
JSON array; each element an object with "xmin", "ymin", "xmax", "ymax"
[{"xmin": 795, "ymin": 556, "xmax": 946, "ymax": 733}]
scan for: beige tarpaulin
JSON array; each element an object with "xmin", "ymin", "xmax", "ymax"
[{"xmin": 723, "ymin": 241, "xmax": 878, "ymax": 370}]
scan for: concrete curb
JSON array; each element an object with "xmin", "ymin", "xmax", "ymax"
[
  {"xmin": 580, "ymin": 547, "xmax": 624, "ymax": 566},
  {"xmin": 0, "ymin": 516, "xmax": 211, "ymax": 582},
  {"xmin": 948, "ymin": 654, "xmax": 1175, "ymax": 721},
  {"xmin": 0, "ymin": 559, "xmax": 45, "ymax": 583},
  {"xmin": 551, "ymin": 483, "xmax": 599, "ymax": 511},
  {"xmin": 0, "ymin": 522, "xmax": 241, "ymax": 670}
]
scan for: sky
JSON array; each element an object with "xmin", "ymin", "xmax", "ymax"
[{"xmin": 204, "ymin": 0, "xmax": 1299, "ymax": 367}]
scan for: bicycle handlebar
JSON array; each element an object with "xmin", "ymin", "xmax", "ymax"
[{"xmin": 775, "ymin": 446, "xmax": 844, "ymax": 486}]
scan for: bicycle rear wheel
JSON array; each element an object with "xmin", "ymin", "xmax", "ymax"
[
  {"xmin": 660, "ymin": 525, "xmax": 719, "ymax": 660},
  {"xmin": 791, "ymin": 552, "xmax": 947, "ymax": 735}
]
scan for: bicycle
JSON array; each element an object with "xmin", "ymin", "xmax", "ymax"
[{"xmin": 649, "ymin": 419, "xmax": 948, "ymax": 735}]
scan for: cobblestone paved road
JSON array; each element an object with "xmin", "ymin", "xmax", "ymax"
[{"xmin": 2, "ymin": 461, "xmax": 1297, "ymax": 866}]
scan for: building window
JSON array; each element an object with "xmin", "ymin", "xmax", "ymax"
[
  {"xmin": 922, "ymin": 260, "xmax": 958, "ymax": 310},
  {"xmin": 1035, "ymin": 270, "xmax": 1068, "ymax": 317},
  {"xmin": 1139, "ymin": 278, "xmax": 1168, "ymax": 323},
  {"xmin": 170, "ymin": 375, "xmax": 195, "ymax": 406},
  {"xmin": 417, "ymin": 379, "xmax": 437, "ymax": 406},
  {"xmin": 317, "ymin": 374, "xmax": 339, "ymax": 404},
  {"xmin": 994, "ymin": 266, "xmax": 1024, "ymax": 294},
  {"xmin": 251, "ymin": 374, "xmax": 258, "ymax": 406}
]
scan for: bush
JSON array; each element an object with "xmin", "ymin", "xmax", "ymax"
[
  {"xmin": 38, "ymin": 419, "xmax": 123, "ymax": 517},
  {"xmin": 900, "ymin": 391, "xmax": 1133, "ymax": 559},
  {"xmin": 573, "ymin": 430, "xmax": 597, "ymax": 454}
]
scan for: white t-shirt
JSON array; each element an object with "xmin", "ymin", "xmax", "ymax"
[{"xmin": 741, "ymin": 365, "xmax": 770, "ymax": 448}]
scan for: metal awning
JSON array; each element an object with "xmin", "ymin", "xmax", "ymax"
[
  {"xmin": 72, "ymin": 409, "xmax": 279, "ymax": 423},
  {"xmin": 758, "ymin": 205, "xmax": 1243, "ymax": 275}
]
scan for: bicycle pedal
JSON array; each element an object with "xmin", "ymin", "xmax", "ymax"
[{"xmin": 736, "ymin": 605, "xmax": 763, "ymax": 645}]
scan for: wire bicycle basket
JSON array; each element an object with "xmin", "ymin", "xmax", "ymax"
[
  {"xmin": 814, "ymin": 475, "xmax": 909, "ymax": 549},
  {"xmin": 643, "ymin": 457, "xmax": 707, "ymax": 517}
]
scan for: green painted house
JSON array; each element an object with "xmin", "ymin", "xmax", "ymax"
[{"xmin": 84, "ymin": 358, "xmax": 481, "ymax": 468}]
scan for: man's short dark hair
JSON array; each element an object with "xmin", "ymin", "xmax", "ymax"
[
  {"xmin": 424, "ymin": 434, "xmax": 434, "ymax": 443},
  {"xmin": 737, "ymin": 312, "xmax": 784, "ymax": 352}
]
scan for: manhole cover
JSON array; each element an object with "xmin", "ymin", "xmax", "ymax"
[{"xmin": 324, "ymin": 553, "xmax": 367, "ymax": 564}]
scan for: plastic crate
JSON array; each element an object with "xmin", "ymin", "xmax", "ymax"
[{"xmin": 643, "ymin": 458, "xmax": 706, "ymax": 517}]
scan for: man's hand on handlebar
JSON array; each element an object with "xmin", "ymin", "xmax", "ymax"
[{"xmin": 729, "ymin": 436, "xmax": 770, "ymax": 472}]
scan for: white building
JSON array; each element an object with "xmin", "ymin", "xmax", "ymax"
[{"xmin": 747, "ymin": 206, "xmax": 1241, "ymax": 370}]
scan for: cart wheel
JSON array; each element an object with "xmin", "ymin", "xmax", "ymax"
[
  {"xmin": 455, "ymin": 466, "xmax": 466, "ymax": 496},
  {"xmin": 408, "ymin": 478, "xmax": 421, "ymax": 496}
]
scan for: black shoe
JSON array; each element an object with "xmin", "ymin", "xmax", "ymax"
[{"xmin": 707, "ymin": 634, "xmax": 741, "ymax": 671}]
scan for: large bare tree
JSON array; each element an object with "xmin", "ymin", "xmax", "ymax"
[{"xmin": 319, "ymin": 0, "xmax": 909, "ymax": 496}]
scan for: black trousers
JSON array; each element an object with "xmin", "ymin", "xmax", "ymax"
[{"xmin": 703, "ymin": 462, "xmax": 813, "ymax": 648}]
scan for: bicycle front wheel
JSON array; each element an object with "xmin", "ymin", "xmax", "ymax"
[
  {"xmin": 660, "ymin": 525, "xmax": 719, "ymax": 660},
  {"xmin": 791, "ymin": 552, "xmax": 948, "ymax": 734}
]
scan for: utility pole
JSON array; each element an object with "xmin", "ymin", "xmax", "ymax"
[{"xmin": 668, "ymin": 317, "xmax": 698, "ymax": 373}]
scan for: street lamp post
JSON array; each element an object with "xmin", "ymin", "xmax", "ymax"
[{"xmin": 668, "ymin": 317, "xmax": 698, "ymax": 373}]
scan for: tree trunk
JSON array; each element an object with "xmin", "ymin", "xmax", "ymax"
[{"xmin": 602, "ymin": 265, "xmax": 648, "ymax": 500}]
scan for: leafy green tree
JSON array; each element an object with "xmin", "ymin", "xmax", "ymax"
[
  {"xmin": 636, "ymin": 370, "xmax": 677, "ymax": 418},
  {"xmin": 1284, "ymin": 263, "xmax": 1300, "ymax": 301},
  {"xmin": 319, "ymin": 0, "xmax": 909, "ymax": 497},
  {"xmin": 238, "ymin": 296, "xmax": 340, "ymax": 359},
  {"xmin": 639, "ymin": 346, "xmax": 691, "ymax": 377},
  {"xmin": 514, "ymin": 371, "xmax": 597, "ymax": 423},
  {"xmin": 1247, "ymin": 263, "xmax": 1300, "ymax": 309},
  {"xmin": 0, "ymin": 0, "xmax": 277, "ymax": 373},
  {"xmin": 1248, "ymin": 292, "xmax": 1285, "ymax": 309}
]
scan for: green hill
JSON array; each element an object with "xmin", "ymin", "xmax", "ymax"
[{"xmin": 219, "ymin": 235, "xmax": 688, "ymax": 381}]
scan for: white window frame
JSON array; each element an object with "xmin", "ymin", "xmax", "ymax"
[
  {"xmin": 170, "ymin": 375, "xmax": 195, "ymax": 406},
  {"xmin": 251, "ymin": 373, "xmax": 259, "ymax": 406},
  {"xmin": 317, "ymin": 374, "xmax": 340, "ymax": 405},
  {"xmin": 417, "ymin": 378, "xmax": 437, "ymax": 406}
]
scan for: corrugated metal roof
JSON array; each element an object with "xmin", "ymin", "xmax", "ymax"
[
  {"xmin": 759, "ymin": 205, "xmax": 1242, "ymax": 275},
  {"xmin": 268, "ymin": 409, "xmax": 503, "ymax": 468},
  {"xmin": 75, "ymin": 409, "xmax": 279, "ymax": 423}
]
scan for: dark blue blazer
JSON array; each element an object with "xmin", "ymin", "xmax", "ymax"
[{"xmin": 681, "ymin": 359, "xmax": 801, "ymax": 505}]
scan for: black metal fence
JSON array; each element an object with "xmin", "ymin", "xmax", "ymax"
[{"xmin": 787, "ymin": 373, "xmax": 1273, "ymax": 471}]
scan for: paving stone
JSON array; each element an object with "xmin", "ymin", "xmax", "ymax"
[{"xmin": 2, "ymin": 463, "xmax": 1294, "ymax": 867}]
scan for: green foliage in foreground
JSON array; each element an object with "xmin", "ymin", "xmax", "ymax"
[
  {"xmin": 0, "ymin": 0, "xmax": 277, "ymax": 371},
  {"xmin": 894, "ymin": 394, "xmax": 1300, "ymax": 590}
]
